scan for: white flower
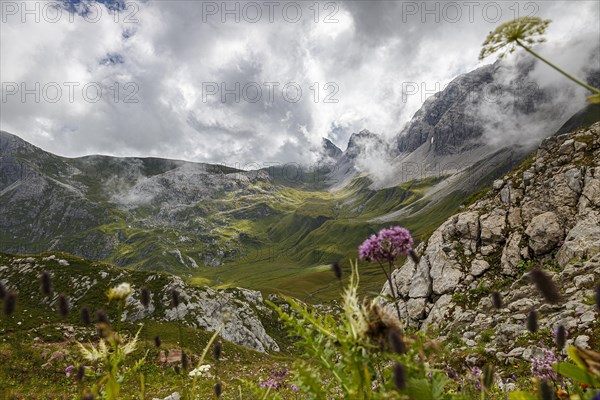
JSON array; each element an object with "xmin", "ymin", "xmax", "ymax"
[
  {"xmin": 199, "ymin": 365, "xmax": 211, "ymax": 372},
  {"xmin": 188, "ymin": 364, "xmax": 211, "ymax": 377},
  {"xmin": 107, "ymin": 282, "xmax": 132, "ymax": 301}
]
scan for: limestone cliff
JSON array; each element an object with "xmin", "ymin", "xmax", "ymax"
[{"xmin": 382, "ymin": 122, "xmax": 600, "ymax": 359}]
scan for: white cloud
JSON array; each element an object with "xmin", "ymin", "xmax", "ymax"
[{"xmin": 0, "ymin": 0, "xmax": 598, "ymax": 166}]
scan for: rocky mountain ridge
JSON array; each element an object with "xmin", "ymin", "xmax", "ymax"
[
  {"xmin": 382, "ymin": 122, "xmax": 600, "ymax": 359},
  {"xmin": 333, "ymin": 55, "xmax": 599, "ymax": 192},
  {"xmin": 0, "ymin": 129, "xmax": 280, "ymax": 269}
]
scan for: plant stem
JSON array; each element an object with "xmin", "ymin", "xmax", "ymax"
[
  {"xmin": 517, "ymin": 40, "xmax": 600, "ymax": 94},
  {"xmin": 376, "ymin": 356, "xmax": 386, "ymax": 385},
  {"xmin": 117, "ymin": 302, "xmax": 122, "ymax": 333},
  {"xmin": 378, "ymin": 263, "xmax": 402, "ymax": 323}
]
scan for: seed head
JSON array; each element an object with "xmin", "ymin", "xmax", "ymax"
[
  {"xmin": 213, "ymin": 341, "xmax": 222, "ymax": 361},
  {"xmin": 527, "ymin": 310, "xmax": 538, "ymax": 333},
  {"xmin": 3, "ymin": 291, "xmax": 17, "ymax": 316},
  {"xmin": 76, "ymin": 365, "xmax": 86, "ymax": 382},
  {"xmin": 0, "ymin": 282, "xmax": 6, "ymax": 299},
  {"xmin": 409, "ymin": 250, "xmax": 420, "ymax": 264},
  {"xmin": 96, "ymin": 309, "xmax": 108, "ymax": 324},
  {"xmin": 595, "ymin": 285, "xmax": 600, "ymax": 311},
  {"xmin": 539, "ymin": 380, "xmax": 554, "ymax": 400},
  {"xmin": 215, "ymin": 382, "xmax": 223, "ymax": 398},
  {"xmin": 181, "ymin": 351, "xmax": 188, "ymax": 370},
  {"xmin": 81, "ymin": 306, "xmax": 91, "ymax": 325},
  {"xmin": 491, "ymin": 291, "xmax": 503, "ymax": 309},
  {"xmin": 393, "ymin": 363, "xmax": 406, "ymax": 390},
  {"xmin": 388, "ymin": 329, "xmax": 405, "ymax": 355},
  {"xmin": 82, "ymin": 391, "xmax": 95, "ymax": 400},
  {"xmin": 555, "ymin": 325, "xmax": 566, "ymax": 350},
  {"xmin": 140, "ymin": 287, "xmax": 151, "ymax": 308},
  {"xmin": 331, "ymin": 262, "xmax": 342, "ymax": 281},
  {"xmin": 40, "ymin": 271, "xmax": 52, "ymax": 296},
  {"xmin": 154, "ymin": 335, "xmax": 162, "ymax": 348},
  {"xmin": 364, "ymin": 302, "xmax": 404, "ymax": 348},
  {"xmin": 96, "ymin": 322, "xmax": 111, "ymax": 339},
  {"xmin": 57, "ymin": 294, "xmax": 70, "ymax": 318},
  {"xmin": 482, "ymin": 364, "xmax": 494, "ymax": 390},
  {"xmin": 528, "ymin": 269, "xmax": 561, "ymax": 304},
  {"xmin": 171, "ymin": 289, "xmax": 180, "ymax": 308}
]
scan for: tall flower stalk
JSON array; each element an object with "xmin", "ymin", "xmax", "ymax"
[
  {"xmin": 358, "ymin": 227, "xmax": 415, "ymax": 326},
  {"xmin": 480, "ymin": 16, "xmax": 600, "ymax": 103},
  {"xmin": 77, "ymin": 281, "xmax": 147, "ymax": 399}
]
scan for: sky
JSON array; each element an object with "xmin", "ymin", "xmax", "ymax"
[{"xmin": 1, "ymin": 0, "xmax": 599, "ymax": 168}]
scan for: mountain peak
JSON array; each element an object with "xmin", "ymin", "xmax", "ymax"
[
  {"xmin": 346, "ymin": 129, "xmax": 380, "ymax": 150},
  {"xmin": 0, "ymin": 130, "xmax": 39, "ymax": 156},
  {"xmin": 321, "ymin": 137, "xmax": 343, "ymax": 161}
]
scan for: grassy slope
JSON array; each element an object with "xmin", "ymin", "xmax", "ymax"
[
  {"xmin": 197, "ymin": 175, "xmax": 468, "ymax": 302},
  {"xmin": 0, "ymin": 252, "xmax": 294, "ymax": 398}
]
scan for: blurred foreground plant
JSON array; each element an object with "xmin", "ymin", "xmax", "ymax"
[
  {"xmin": 265, "ymin": 261, "xmax": 471, "ymax": 400},
  {"xmin": 77, "ymin": 324, "xmax": 146, "ymax": 399},
  {"xmin": 77, "ymin": 282, "xmax": 147, "ymax": 399},
  {"xmin": 508, "ymin": 345, "xmax": 599, "ymax": 400}
]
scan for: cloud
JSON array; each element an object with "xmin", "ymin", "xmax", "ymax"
[
  {"xmin": 1, "ymin": 0, "xmax": 598, "ymax": 167},
  {"xmin": 475, "ymin": 6, "xmax": 600, "ymax": 149}
]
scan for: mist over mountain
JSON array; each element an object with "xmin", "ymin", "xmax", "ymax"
[{"xmin": 2, "ymin": 54, "xmax": 598, "ymax": 302}]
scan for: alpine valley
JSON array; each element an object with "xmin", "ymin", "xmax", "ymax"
[{"xmin": 1, "ymin": 58, "xmax": 599, "ymax": 399}]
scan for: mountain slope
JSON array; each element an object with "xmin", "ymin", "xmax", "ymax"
[
  {"xmin": 0, "ymin": 130, "xmax": 282, "ymax": 270},
  {"xmin": 0, "ymin": 129, "xmax": 479, "ymax": 301}
]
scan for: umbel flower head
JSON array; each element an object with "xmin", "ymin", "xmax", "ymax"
[
  {"xmin": 106, "ymin": 282, "xmax": 132, "ymax": 302},
  {"xmin": 479, "ymin": 16, "xmax": 551, "ymax": 60},
  {"xmin": 358, "ymin": 226, "xmax": 413, "ymax": 263},
  {"xmin": 188, "ymin": 364, "xmax": 211, "ymax": 378}
]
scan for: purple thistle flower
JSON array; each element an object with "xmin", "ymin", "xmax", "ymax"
[
  {"xmin": 445, "ymin": 366, "xmax": 459, "ymax": 381},
  {"xmin": 290, "ymin": 384, "xmax": 300, "ymax": 393},
  {"xmin": 358, "ymin": 234, "xmax": 384, "ymax": 262},
  {"xmin": 358, "ymin": 227, "xmax": 414, "ymax": 263},
  {"xmin": 271, "ymin": 369, "xmax": 288, "ymax": 380}
]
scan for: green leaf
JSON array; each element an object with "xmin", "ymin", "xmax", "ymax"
[
  {"xmin": 553, "ymin": 362, "xmax": 596, "ymax": 385},
  {"xmin": 587, "ymin": 93, "xmax": 600, "ymax": 103},
  {"xmin": 567, "ymin": 346, "xmax": 587, "ymax": 369},
  {"xmin": 430, "ymin": 372, "xmax": 449, "ymax": 399},
  {"xmin": 507, "ymin": 392, "xmax": 537, "ymax": 400},
  {"xmin": 406, "ymin": 378, "xmax": 435, "ymax": 400}
]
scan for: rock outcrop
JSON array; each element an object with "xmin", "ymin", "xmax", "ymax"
[
  {"xmin": 0, "ymin": 254, "xmax": 280, "ymax": 353},
  {"xmin": 382, "ymin": 122, "xmax": 600, "ymax": 356}
]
